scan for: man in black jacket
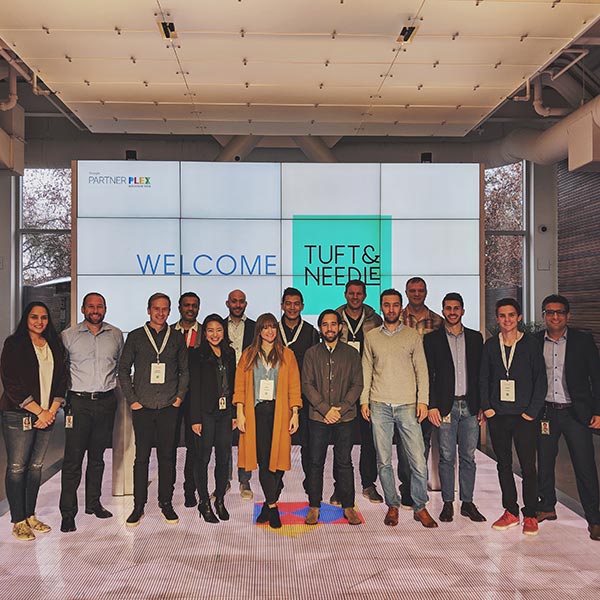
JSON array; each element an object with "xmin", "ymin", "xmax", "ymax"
[
  {"xmin": 424, "ymin": 293, "xmax": 486, "ymax": 523},
  {"xmin": 535, "ymin": 294, "xmax": 600, "ymax": 541}
]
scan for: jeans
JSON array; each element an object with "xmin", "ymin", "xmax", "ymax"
[
  {"xmin": 193, "ymin": 411, "xmax": 232, "ymax": 502},
  {"xmin": 2, "ymin": 410, "xmax": 54, "ymax": 523},
  {"xmin": 370, "ymin": 401, "xmax": 429, "ymax": 511},
  {"xmin": 488, "ymin": 414, "xmax": 538, "ymax": 518},
  {"xmin": 538, "ymin": 405, "xmax": 600, "ymax": 525},
  {"xmin": 229, "ymin": 429, "xmax": 252, "ymax": 485},
  {"xmin": 131, "ymin": 404, "xmax": 179, "ymax": 506},
  {"xmin": 255, "ymin": 402, "xmax": 283, "ymax": 505},
  {"xmin": 437, "ymin": 399, "xmax": 479, "ymax": 503},
  {"xmin": 173, "ymin": 395, "xmax": 197, "ymax": 498},
  {"xmin": 396, "ymin": 418, "xmax": 431, "ymax": 505},
  {"xmin": 307, "ymin": 419, "xmax": 355, "ymax": 509},
  {"xmin": 59, "ymin": 392, "xmax": 117, "ymax": 518}
]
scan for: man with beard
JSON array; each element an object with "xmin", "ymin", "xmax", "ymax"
[
  {"xmin": 59, "ymin": 292, "xmax": 124, "ymax": 533},
  {"xmin": 361, "ymin": 289, "xmax": 437, "ymax": 528},
  {"xmin": 172, "ymin": 292, "xmax": 202, "ymax": 507},
  {"xmin": 303, "ymin": 310, "xmax": 363, "ymax": 525}
]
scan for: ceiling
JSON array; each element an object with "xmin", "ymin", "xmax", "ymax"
[{"xmin": 1, "ymin": 0, "xmax": 600, "ymax": 139}]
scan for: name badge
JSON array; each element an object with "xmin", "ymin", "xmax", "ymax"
[
  {"xmin": 441, "ymin": 414, "xmax": 452, "ymax": 424},
  {"xmin": 348, "ymin": 341, "xmax": 361, "ymax": 353},
  {"xmin": 23, "ymin": 416, "xmax": 32, "ymax": 431},
  {"xmin": 219, "ymin": 396, "xmax": 227, "ymax": 410},
  {"xmin": 540, "ymin": 420, "xmax": 551, "ymax": 435},
  {"xmin": 500, "ymin": 379, "xmax": 515, "ymax": 402},
  {"xmin": 65, "ymin": 415, "xmax": 74, "ymax": 429},
  {"xmin": 259, "ymin": 379, "xmax": 274, "ymax": 401},
  {"xmin": 150, "ymin": 362, "xmax": 166, "ymax": 384}
]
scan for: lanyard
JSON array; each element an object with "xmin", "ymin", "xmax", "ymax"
[
  {"xmin": 279, "ymin": 320, "xmax": 304, "ymax": 347},
  {"xmin": 342, "ymin": 310, "xmax": 365, "ymax": 340},
  {"xmin": 498, "ymin": 332, "xmax": 518, "ymax": 379},
  {"xmin": 143, "ymin": 324, "xmax": 171, "ymax": 363}
]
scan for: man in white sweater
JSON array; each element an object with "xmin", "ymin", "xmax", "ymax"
[{"xmin": 360, "ymin": 289, "xmax": 438, "ymax": 528}]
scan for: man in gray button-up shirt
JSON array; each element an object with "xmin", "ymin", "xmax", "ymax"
[{"xmin": 118, "ymin": 292, "xmax": 188, "ymax": 527}]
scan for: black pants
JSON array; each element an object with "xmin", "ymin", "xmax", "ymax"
[
  {"xmin": 131, "ymin": 404, "xmax": 179, "ymax": 506},
  {"xmin": 538, "ymin": 405, "xmax": 600, "ymax": 525},
  {"xmin": 297, "ymin": 400, "xmax": 311, "ymax": 491},
  {"xmin": 396, "ymin": 419, "xmax": 432, "ymax": 504},
  {"xmin": 308, "ymin": 419, "xmax": 355, "ymax": 509},
  {"xmin": 59, "ymin": 392, "xmax": 117, "ymax": 518},
  {"xmin": 230, "ymin": 428, "xmax": 252, "ymax": 484},
  {"xmin": 173, "ymin": 396, "xmax": 196, "ymax": 497},
  {"xmin": 255, "ymin": 402, "xmax": 283, "ymax": 505},
  {"xmin": 488, "ymin": 414, "xmax": 538, "ymax": 518},
  {"xmin": 194, "ymin": 412, "xmax": 232, "ymax": 502}
]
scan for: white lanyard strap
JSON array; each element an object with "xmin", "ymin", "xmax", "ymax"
[
  {"xmin": 279, "ymin": 320, "xmax": 304, "ymax": 347},
  {"xmin": 143, "ymin": 324, "xmax": 171, "ymax": 363},
  {"xmin": 499, "ymin": 333, "xmax": 518, "ymax": 378},
  {"xmin": 343, "ymin": 310, "xmax": 365, "ymax": 340}
]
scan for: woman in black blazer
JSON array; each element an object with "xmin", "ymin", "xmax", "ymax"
[
  {"xmin": 189, "ymin": 314, "xmax": 236, "ymax": 523},
  {"xmin": 0, "ymin": 302, "xmax": 67, "ymax": 541}
]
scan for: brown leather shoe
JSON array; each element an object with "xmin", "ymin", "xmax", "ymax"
[
  {"xmin": 384, "ymin": 506, "xmax": 399, "ymax": 526},
  {"xmin": 460, "ymin": 502, "xmax": 486, "ymax": 522},
  {"xmin": 536, "ymin": 510, "xmax": 557, "ymax": 523},
  {"xmin": 414, "ymin": 508, "xmax": 439, "ymax": 528},
  {"xmin": 344, "ymin": 507, "xmax": 362, "ymax": 525},
  {"xmin": 439, "ymin": 502, "xmax": 454, "ymax": 522},
  {"xmin": 589, "ymin": 523, "xmax": 600, "ymax": 541},
  {"xmin": 305, "ymin": 507, "xmax": 319, "ymax": 525}
]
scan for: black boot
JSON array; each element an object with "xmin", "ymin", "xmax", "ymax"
[
  {"xmin": 256, "ymin": 502, "xmax": 270, "ymax": 524},
  {"xmin": 198, "ymin": 500, "xmax": 219, "ymax": 523},
  {"xmin": 214, "ymin": 497, "xmax": 230, "ymax": 521}
]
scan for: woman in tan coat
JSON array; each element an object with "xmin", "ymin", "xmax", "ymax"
[{"xmin": 234, "ymin": 313, "xmax": 301, "ymax": 528}]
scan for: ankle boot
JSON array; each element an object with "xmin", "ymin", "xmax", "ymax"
[
  {"xmin": 214, "ymin": 497, "xmax": 230, "ymax": 521},
  {"xmin": 198, "ymin": 500, "xmax": 219, "ymax": 523},
  {"xmin": 256, "ymin": 502, "xmax": 270, "ymax": 524}
]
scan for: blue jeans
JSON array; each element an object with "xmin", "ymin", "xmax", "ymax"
[
  {"xmin": 370, "ymin": 401, "xmax": 429, "ymax": 511},
  {"xmin": 438, "ymin": 399, "xmax": 479, "ymax": 503},
  {"xmin": 2, "ymin": 410, "xmax": 54, "ymax": 523}
]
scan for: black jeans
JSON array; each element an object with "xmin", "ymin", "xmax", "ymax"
[
  {"xmin": 488, "ymin": 414, "xmax": 538, "ymax": 518},
  {"xmin": 131, "ymin": 404, "xmax": 179, "ymax": 506},
  {"xmin": 297, "ymin": 400, "xmax": 311, "ymax": 490},
  {"xmin": 2, "ymin": 411, "xmax": 53, "ymax": 523},
  {"xmin": 396, "ymin": 419, "xmax": 432, "ymax": 504},
  {"xmin": 255, "ymin": 401, "xmax": 283, "ymax": 505},
  {"xmin": 173, "ymin": 396, "xmax": 196, "ymax": 498},
  {"xmin": 308, "ymin": 419, "xmax": 355, "ymax": 509},
  {"xmin": 538, "ymin": 405, "xmax": 600, "ymax": 525},
  {"xmin": 194, "ymin": 412, "xmax": 232, "ymax": 502},
  {"xmin": 59, "ymin": 392, "xmax": 117, "ymax": 518}
]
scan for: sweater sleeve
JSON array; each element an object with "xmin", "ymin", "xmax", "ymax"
[
  {"xmin": 412, "ymin": 334, "xmax": 429, "ymax": 406},
  {"xmin": 360, "ymin": 334, "xmax": 374, "ymax": 406},
  {"xmin": 340, "ymin": 347, "xmax": 363, "ymax": 418},
  {"xmin": 286, "ymin": 350, "xmax": 302, "ymax": 409},
  {"xmin": 0, "ymin": 337, "xmax": 34, "ymax": 409}
]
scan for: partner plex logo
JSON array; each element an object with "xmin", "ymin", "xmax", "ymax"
[
  {"xmin": 292, "ymin": 215, "xmax": 392, "ymax": 314},
  {"xmin": 87, "ymin": 173, "xmax": 151, "ymax": 187}
]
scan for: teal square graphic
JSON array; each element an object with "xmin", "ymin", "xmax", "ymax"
[{"xmin": 292, "ymin": 215, "xmax": 392, "ymax": 314}]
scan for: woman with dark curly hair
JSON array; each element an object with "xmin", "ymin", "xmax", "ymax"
[{"xmin": 0, "ymin": 302, "xmax": 67, "ymax": 541}]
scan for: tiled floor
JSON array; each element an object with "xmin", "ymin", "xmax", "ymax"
[{"xmin": 1, "ymin": 448, "xmax": 598, "ymax": 600}]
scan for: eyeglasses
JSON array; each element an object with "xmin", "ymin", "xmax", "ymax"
[{"xmin": 542, "ymin": 309, "xmax": 568, "ymax": 316}]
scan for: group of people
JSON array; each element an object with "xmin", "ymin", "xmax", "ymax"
[{"xmin": 1, "ymin": 278, "xmax": 599, "ymax": 543}]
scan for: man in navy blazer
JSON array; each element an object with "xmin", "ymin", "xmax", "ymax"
[
  {"xmin": 535, "ymin": 294, "xmax": 600, "ymax": 541},
  {"xmin": 424, "ymin": 292, "xmax": 486, "ymax": 523}
]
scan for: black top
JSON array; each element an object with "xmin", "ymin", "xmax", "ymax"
[{"xmin": 189, "ymin": 346, "xmax": 236, "ymax": 424}]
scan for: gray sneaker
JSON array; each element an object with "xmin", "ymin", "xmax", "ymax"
[{"xmin": 239, "ymin": 482, "xmax": 253, "ymax": 500}]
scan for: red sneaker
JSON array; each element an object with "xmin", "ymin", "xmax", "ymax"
[
  {"xmin": 522, "ymin": 516, "xmax": 539, "ymax": 536},
  {"xmin": 492, "ymin": 510, "xmax": 520, "ymax": 530}
]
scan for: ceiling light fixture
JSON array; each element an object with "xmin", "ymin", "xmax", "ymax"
[
  {"xmin": 397, "ymin": 25, "xmax": 419, "ymax": 45},
  {"xmin": 158, "ymin": 20, "xmax": 177, "ymax": 40}
]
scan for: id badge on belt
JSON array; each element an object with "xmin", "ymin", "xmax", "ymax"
[
  {"xmin": 540, "ymin": 420, "xmax": 551, "ymax": 435},
  {"xmin": 22, "ymin": 416, "xmax": 32, "ymax": 431},
  {"xmin": 65, "ymin": 414, "xmax": 74, "ymax": 429},
  {"xmin": 150, "ymin": 362, "xmax": 166, "ymax": 384}
]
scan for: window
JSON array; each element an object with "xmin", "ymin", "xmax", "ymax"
[
  {"xmin": 483, "ymin": 162, "xmax": 526, "ymax": 333},
  {"xmin": 20, "ymin": 168, "xmax": 71, "ymax": 330}
]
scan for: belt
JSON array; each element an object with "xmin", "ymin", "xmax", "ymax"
[
  {"xmin": 545, "ymin": 402, "xmax": 572, "ymax": 411},
  {"xmin": 454, "ymin": 395, "xmax": 466, "ymax": 401},
  {"xmin": 70, "ymin": 390, "xmax": 113, "ymax": 400}
]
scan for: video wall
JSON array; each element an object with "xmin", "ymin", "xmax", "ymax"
[{"xmin": 75, "ymin": 161, "xmax": 481, "ymax": 332}]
